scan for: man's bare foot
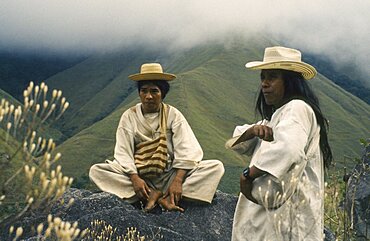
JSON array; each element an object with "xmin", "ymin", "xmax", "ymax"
[
  {"xmin": 158, "ymin": 196, "xmax": 184, "ymax": 212},
  {"xmin": 144, "ymin": 190, "xmax": 162, "ymax": 212}
]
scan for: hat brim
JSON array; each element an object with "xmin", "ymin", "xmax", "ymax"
[
  {"xmin": 245, "ymin": 61, "xmax": 317, "ymax": 80},
  {"xmin": 128, "ymin": 73, "xmax": 176, "ymax": 81}
]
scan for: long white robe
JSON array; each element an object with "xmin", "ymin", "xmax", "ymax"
[
  {"xmin": 90, "ymin": 103, "xmax": 224, "ymax": 203},
  {"xmin": 227, "ymin": 100, "xmax": 324, "ymax": 241}
]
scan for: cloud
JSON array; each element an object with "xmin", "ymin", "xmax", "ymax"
[{"xmin": 0, "ymin": 0, "xmax": 369, "ymax": 81}]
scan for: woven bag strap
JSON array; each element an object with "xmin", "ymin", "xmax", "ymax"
[
  {"xmin": 129, "ymin": 103, "xmax": 168, "ymax": 135},
  {"xmin": 160, "ymin": 103, "xmax": 169, "ymax": 134}
]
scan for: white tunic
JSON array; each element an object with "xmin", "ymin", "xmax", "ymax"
[
  {"xmin": 227, "ymin": 100, "xmax": 324, "ymax": 241},
  {"xmin": 114, "ymin": 103, "xmax": 204, "ymax": 174}
]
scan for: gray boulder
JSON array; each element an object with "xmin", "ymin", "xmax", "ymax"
[
  {"xmin": 15, "ymin": 188, "xmax": 337, "ymax": 241},
  {"xmin": 0, "ymin": 186, "xmax": 341, "ymax": 241},
  {"xmin": 345, "ymin": 142, "xmax": 370, "ymax": 240},
  {"xmin": 53, "ymin": 189, "xmax": 236, "ymax": 241}
]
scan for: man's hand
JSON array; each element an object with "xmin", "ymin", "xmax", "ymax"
[
  {"xmin": 232, "ymin": 124, "xmax": 273, "ymax": 147},
  {"xmin": 130, "ymin": 174, "xmax": 151, "ymax": 200},
  {"xmin": 251, "ymin": 125, "xmax": 274, "ymax": 141},
  {"xmin": 164, "ymin": 169, "xmax": 187, "ymax": 205},
  {"xmin": 166, "ymin": 177, "xmax": 183, "ymax": 205},
  {"xmin": 160, "ymin": 170, "xmax": 186, "ymax": 212},
  {"xmin": 240, "ymin": 174, "xmax": 258, "ymax": 204}
]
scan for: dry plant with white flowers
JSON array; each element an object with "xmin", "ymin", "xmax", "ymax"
[
  {"xmin": 0, "ymin": 82, "xmax": 81, "ymax": 240},
  {"xmin": 250, "ymin": 163, "xmax": 324, "ymax": 241},
  {"xmin": 8, "ymin": 214, "xmax": 88, "ymax": 241},
  {"xmin": 83, "ymin": 219, "xmax": 163, "ymax": 241},
  {"xmin": 324, "ymin": 169, "xmax": 350, "ymax": 240}
]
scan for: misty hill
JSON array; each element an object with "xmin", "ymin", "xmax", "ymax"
[
  {"xmin": 305, "ymin": 54, "xmax": 370, "ymax": 104},
  {"xmin": 0, "ymin": 51, "xmax": 84, "ymax": 101},
  {"xmin": 37, "ymin": 40, "xmax": 370, "ymax": 193}
]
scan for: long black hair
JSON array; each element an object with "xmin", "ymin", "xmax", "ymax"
[
  {"xmin": 137, "ymin": 80, "xmax": 170, "ymax": 100},
  {"xmin": 255, "ymin": 69, "xmax": 333, "ymax": 168}
]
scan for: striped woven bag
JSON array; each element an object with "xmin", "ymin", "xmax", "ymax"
[{"xmin": 134, "ymin": 104, "xmax": 168, "ymax": 178}]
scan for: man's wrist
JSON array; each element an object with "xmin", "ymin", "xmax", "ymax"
[
  {"xmin": 174, "ymin": 169, "xmax": 187, "ymax": 182},
  {"xmin": 130, "ymin": 173, "xmax": 140, "ymax": 181},
  {"xmin": 242, "ymin": 167, "xmax": 254, "ymax": 181}
]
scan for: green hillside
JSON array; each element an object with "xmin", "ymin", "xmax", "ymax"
[
  {"xmin": 49, "ymin": 41, "xmax": 369, "ymax": 194},
  {"xmin": 0, "ymin": 51, "xmax": 83, "ymax": 101},
  {"xmin": 0, "ymin": 88, "xmax": 21, "ymax": 106},
  {"xmin": 0, "ymin": 128, "xmax": 28, "ymax": 208}
]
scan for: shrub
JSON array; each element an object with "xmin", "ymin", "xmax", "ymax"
[{"xmin": 0, "ymin": 82, "xmax": 81, "ymax": 240}]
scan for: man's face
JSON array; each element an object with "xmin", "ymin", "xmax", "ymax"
[
  {"xmin": 260, "ymin": 69, "xmax": 285, "ymax": 108},
  {"xmin": 139, "ymin": 83, "xmax": 162, "ymax": 113}
]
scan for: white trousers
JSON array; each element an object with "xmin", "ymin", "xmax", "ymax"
[{"xmin": 89, "ymin": 159, "xmax": 224, "ymax": 203}]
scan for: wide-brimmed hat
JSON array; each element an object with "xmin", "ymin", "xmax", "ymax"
[
  {"xmin": 245, "ymin": 46, "xmax": 317, "ymax": 80},
  {"xmin": 128, "ymin": 63, "xmax": 176, "ymax": 81}
]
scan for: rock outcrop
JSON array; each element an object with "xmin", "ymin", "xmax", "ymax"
[
  {"xmin": 12, "ymin": 189, "xmax": 235, "ymax": 241},
  {"xmin": 60, "ymin": 189, "xmax": 237, "ymax": 240},
  {"xmin": 8, "ymin": 188, "xmax": 338, "ymax": 241},
  {"xmin": 345, "ymin": 143, "xmax": 370, "ymax": 240}
]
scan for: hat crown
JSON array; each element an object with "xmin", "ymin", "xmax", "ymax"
[
  {"xmin": 140, "ymin": 63, "xmax": 164, "ymax": 74},
  {"xmin": 128, "ymin": 62, "xmax": 176, "ymax": 81},
  {"xmin": 263, "ymin": 46, "xmax": 302, "ymax": 63},
  {"xmin": 245, "ymin": 46, "xmax": 317, "ymax": 80}
]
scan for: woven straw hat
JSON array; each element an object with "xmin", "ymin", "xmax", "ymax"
[
  {"xmin": 128, "ymin": 63, "xmax": 176, "ymax": 81},
  {"xmin": 245, "ymin": 46, "xmax": 317, "ymax": 80}
]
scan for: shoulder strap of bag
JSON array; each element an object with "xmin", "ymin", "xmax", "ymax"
[
  {"xmin": 130, "ymin": 103, "xmax": 168, "ymax": 135},
  {"xmin": 160, "ymin": 103, "xmax": 169, "ymax": 134}
]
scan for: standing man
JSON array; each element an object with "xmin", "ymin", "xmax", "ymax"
[{"xmin": 227, "ymin": 47, "xmax": 332, "ymax": 240}]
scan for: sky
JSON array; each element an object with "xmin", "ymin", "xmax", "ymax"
[{"xmin": 0, "ymin": 0, "xmax": 369, "ymax": 82}]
